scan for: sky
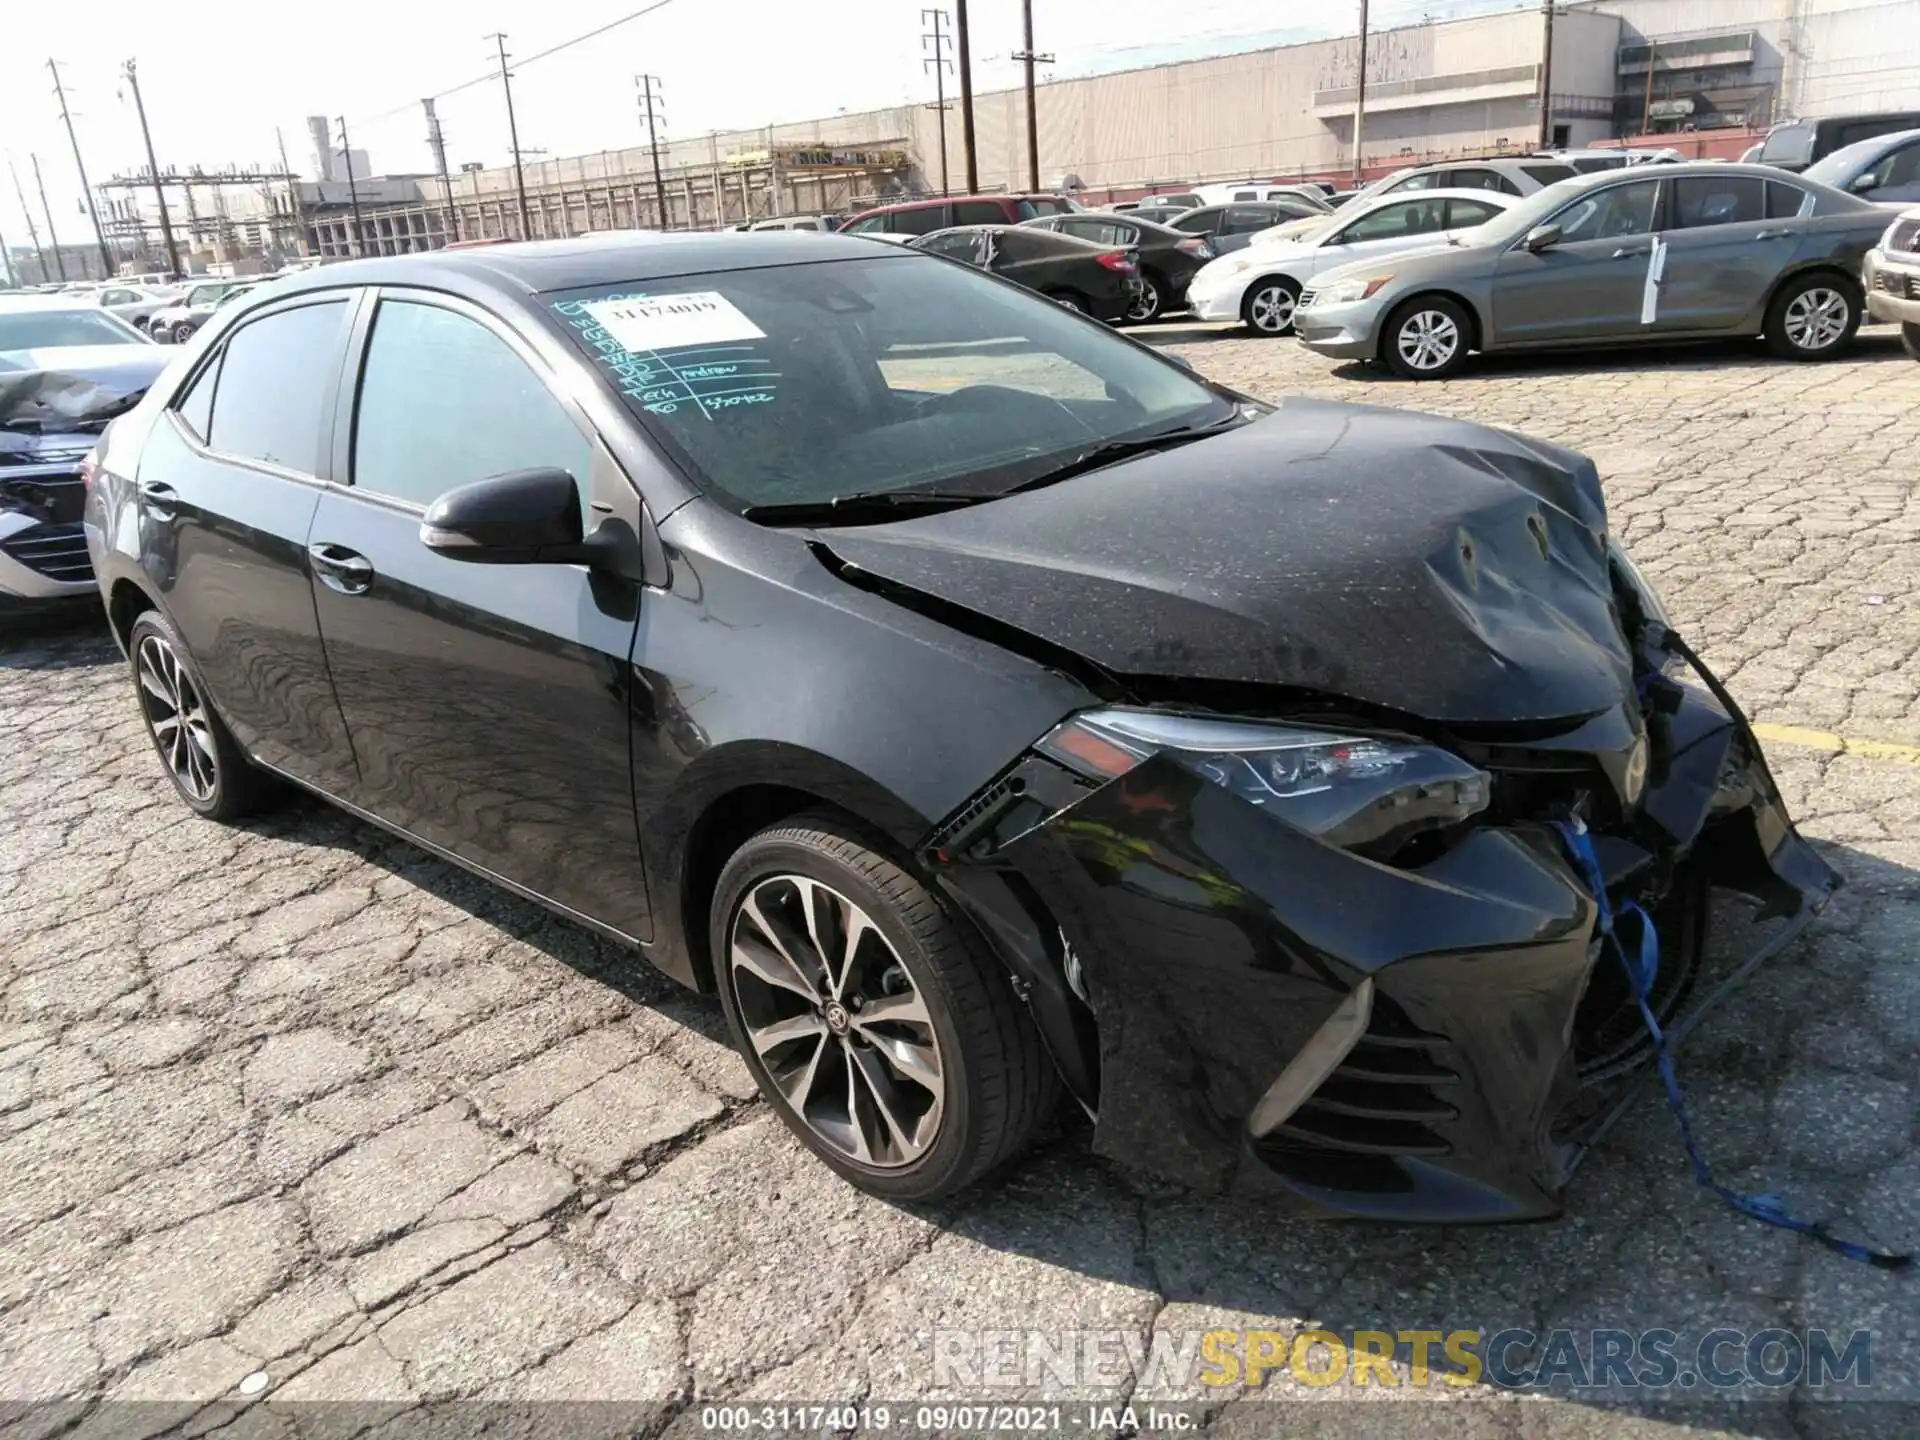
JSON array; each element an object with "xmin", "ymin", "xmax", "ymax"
[{"xmin": 0, "ymin": 0, "xmax": 1532, "ymax": 259}]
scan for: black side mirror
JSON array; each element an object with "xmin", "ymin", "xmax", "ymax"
[
  {"xmin": 420, "ymin": 468, "xmax": 591, "ymax": 565},
  {"xmin": 1523, "ymin": 223, "xmax": 1562, "ymax": 252}
]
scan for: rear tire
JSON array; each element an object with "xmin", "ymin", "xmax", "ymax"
[
  {"xmin": 126, "ymin": 610, "xmax": 278, "ymax": 822},
  {"xmin": 712, "ymin": 813, "xmax": 1058, "ymax": 1201},
  {"xmin": 1903, "ymin": 321, "xmax": 1920, "ymax": 361},
  {"xmin": 1763, "ymin": 272, "xmax": 1861, "ymax": 361},
  {"xmin": 1125, "ymin": 274, "xmax": 1164, "ymax": 324},
  {"xmin": 171, "ymin": 321, "xmax": 196, "ymax": 346},
  {"xmin": 1241, "ymin": 277, "xmax": 1300, "ymax": 336},
  {"xmin": 1380, "ymin": 295, "xmax": 1472, "ymax": 379},
  {"xmin": 1045, "ymin": 289, "xmax": 1086, "ymax": 314}
]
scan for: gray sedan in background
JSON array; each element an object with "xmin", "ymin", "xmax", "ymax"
[{"xmin": 1295, "ymin": 163, "xmax": 1894, "ymax": 379}]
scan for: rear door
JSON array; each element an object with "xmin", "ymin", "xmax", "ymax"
[
  {"xmin": 1653, "ymin": 175, "xmax": 1796, "ymax": 332},
  {"xmin": 134, "ymin": 293, "xmax": 359, "ymax": 791},
  {"xmin": 1490, "ymin": 177, "xmax": 1663, "ymax": 344},
  {"xmin": 303, "ymin": 289, "xmax": 652, "ymax": 939}
]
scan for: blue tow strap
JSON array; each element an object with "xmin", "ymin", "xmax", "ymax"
[{"xmin": 1550, "ymin": 818, "xmax": 1910, "ymax": 1270}]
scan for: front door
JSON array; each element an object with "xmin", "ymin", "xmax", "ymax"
[
  {"xmin": 1654, "ymin": 175, "xmax": 1800, "ymax": 332},
  {"xmin": 305, "ymin": 291, "xmax": 651, "ymax": 939},
  {"xmin": 138, "ymin": 295, "xmax": 359, "ymax": 792},
  {"xmin": 1489, "ymin": 178, "xmax": 1663, "ymax": 345}
]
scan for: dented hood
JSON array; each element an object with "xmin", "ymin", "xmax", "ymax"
[
  {"xmin": 825, "ymin": 397, "xmax": 1634, "ymax": 723},
  {"xmin": 0, "ymin": 346, "xmax": 170, "ymax": 436}
]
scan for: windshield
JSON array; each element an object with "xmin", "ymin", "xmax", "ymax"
[
  {"xmin": 1804, "ymin": 130, "xmax": 1920, "ymax": 187},
  {"xmin": 546, "ymin": 253, "xmax": 1229, "ymax": 515},
  {"xmin": 0, "ymin": 308, "xmax": 148, "ymax": 352}
]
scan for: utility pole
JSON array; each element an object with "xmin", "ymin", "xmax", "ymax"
[
  {"xmin": 1352, "ymin": 0, "xmax": 1369, "ymax": 187},
  {"xmin": 7, "ymin": 157, "xmax": 49, "ymax": 284},
  {"xmin": 490, "ymin": 33, "xmax": 532, "ymax": 240},
  {"xmin": 276, "ymin": 126, "xmax": 309, "ymax": 258},
  {"xmin": 921, "ymin": 9, "xmax": 953, "ymax": 196},
  {"xmin": 336, "ymin": 117, "xmax": 365, "ymax": 256},
  {"xmin": 1640, "ymin": 39, "xmax": 1658, "ymax": 136},
  {"xmin": 1537, "ymin": 0, "xmax": 1557, "ymax": 148},
  {"xmin": 955, "ymin": 0, "xmax": 978, "ymax": 193},
  {"xmin": 423, "ymin": 99, "xmax": 458, "ymax": 242},
  {"xmin": 0, "ymin": 217, "xmax": 14, "ymax": 287},
  {"xmin": 121, "ymin": 60, "xmax": 182, "ymax": 279},
  {"xmin": 48, "ymin": 60, "xmax": 114, "ymax": 279},
  {"xmin": 30, "ymin": 154, "xmax": 69, "ymax": 282},
  {"xmin": 637, "ymin": 75, "xmax": 670, "ymax": 230},
  {"xmin": 1011, "ymin": 0, "xmax": 1054, "ymax": 193}
]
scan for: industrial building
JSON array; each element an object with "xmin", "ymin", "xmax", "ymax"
[{"xmin": 67, "ymin": 0, "xmax": 1920, "ymax": 272}]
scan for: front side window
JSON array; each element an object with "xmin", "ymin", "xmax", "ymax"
[
  {"xmin": 1855, "ymin": 138, "xmax": 1920, "ymax": 192},
  {"xmin": 353, "ymin": 299, "xmax": 594, "ymax": 512},
  {"xmin": 889, "ymin": 205, "xmax": 950, "ymax": 236},
  {"xmin": 1173, "ymin": 209, "xmax": 1219, "ymax": 234},
  {"xmin": 546, "ymin": 253, "xmax": 1228, "ymax": 516},
  {"xmin": 1388, "ymin": 171, "xmax": 1439, "ymax": 192},
  {"xmin": 1548, "ymin": 180, "xmax": 1660, "ymax": 243},
  {"xmin": 204, "ymin": 301, "xmax": 347, "ymax": 473},
  {"xmin": 845, "ymin": 216, "xmax": 886, "ymax": 234},
  {"xmin": 1024, "ymin": 197, "xmax": 1071, "ymax": 216},
  {"xmin": 1444, "ymin": 197, "xmax": 1504, "ymax": 228},
  {"xmin": 1222, "ymin": 206, "xmax": 1280, "ymax": 235},
  {"xmin": 1331, "ymin": 199, "xmax": 1445, "ymax": 243},
  {"xmin": 1670, "ymin": 176, "xmax": 1765, "ymax": 229}
]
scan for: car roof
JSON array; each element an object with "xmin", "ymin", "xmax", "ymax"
[
  {"xmin": 1346, "ymin": 186, "xmax": 1523, "ymax": 205},
  {"xmin": 267, "ymin": 229, "xmax": 914, "ymax": 300}
]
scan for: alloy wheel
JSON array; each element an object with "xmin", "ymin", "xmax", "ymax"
[
  {"xmin": 728, "ymin": 874, "xmax": 945, "ymax": 1168},
  {"xmin": 1396, "ymin": 309, "xmax": 1461, "ymax": 371},
  {"xmin": 1783, "ymin": 287, "xmax": 1849, "ymax": 352},
  {"xmin": 172, "ymin": 322, "xmax": 195, "ymax": 345},
  {"xmin": 1248, "ymin": 283, "xmax": 1296, "ymax": 333},
  {"xmin": 135, "ymin": 634, "xmax": 218, "ymax": 803},
  {"xmin": 1125, "ymin": 278, "xmax": 1162, "ymax": 323}
]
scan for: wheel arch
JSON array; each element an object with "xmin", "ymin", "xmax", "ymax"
[
  {"xmin": 1760, "ymin": 261, "xmax": 1864, "ymax": 320},
  {"xmin": 644, "ymin": 743, "xmax": 935, "ymax": 994},
  {"xmin": 106, "ymin": 575, "xmax": 160, "ymax": 656}
]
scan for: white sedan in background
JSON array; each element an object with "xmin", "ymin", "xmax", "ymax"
[{"xmin": 1185, "ymin": 188, "xmax": 1522, "ymax": 336}]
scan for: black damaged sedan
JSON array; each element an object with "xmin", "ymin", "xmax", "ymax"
[{"xmin": 84, "ymin": 233, "xmax": 1836, "ymax": 1219}]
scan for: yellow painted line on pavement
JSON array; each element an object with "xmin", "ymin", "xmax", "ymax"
[{"xmin": 1751, "ymin": 723, "xmax": 1920, "ymax": 766}]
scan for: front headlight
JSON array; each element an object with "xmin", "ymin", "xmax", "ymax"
[
  {"xmin": 1036, "ymin": 708, "xmax": 1489, "ymax": 853},
  {"xmin": 1315, "ymin": 274, "xmax": 1396, "ymax": 305}
]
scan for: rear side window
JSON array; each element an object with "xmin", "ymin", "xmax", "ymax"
[
  {"xmin": 352, "ymin": 300, "xmax": 594, "ymax": 513},
  {"xmin": 1222, "ymin": 206, "xmax": 1277, "ymax": 234},
  {"xmin": 1766, "ymin": 181, "xmax": 1810, "ymax": 219},
  {"xmin": 1450, "ymin": 168, "xmax": 1520, "ymax": 195},
  {"xmin": 206, "ymin": 301, "xmax": 347, "ymax": 473},
  {"xmin": 890, "ymin": 205, "xmax": 950, "ymax": 236},
  {"xmin": 1525, "ymin": 163, "xmax": 1582, "ymax": 183},
  {"xmin": 1024, "ymin": 197, "xmax": 1071, "ymax": 216},
  {"xmin": 1670, "ymin": 176, "xmax": 1765, "ymax": 229},
  {"xmin": 1444, "ymin": 197, "xmax": 1504, "ymax": 228},
  {"xmin": 951, "ymin": 200, "xmax": 1007, "ymax": 226},
  {"xmin": 844, "ymin": 216, "xmax": 886, "ymax": 234},
  {"xmin": 1173, "ymin": 209, "xmax": 1218, "ymax": 233}
]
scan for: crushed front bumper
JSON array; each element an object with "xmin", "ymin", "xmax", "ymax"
[
  {"xmin": 1, "ymin": 454, "xmax": 96, "ymax": 601},
  {"xmin": 931, "ymin": 657, "xmax": 1838, "ymax": 1223}
]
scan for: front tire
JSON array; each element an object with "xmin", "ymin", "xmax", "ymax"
[
  {"xmin": 712, "ymin": 814, "xmax": 1058, "ymax": 1201},
  {"xmin": 171, "ymin": 321, "xmax": 196, "ymax": 346},
  {"xmin": 1902, "ymin": 321, "xmax": 1920, "ymax": 361},
  {"xmin": 1764, "ymin": 272, "xmax": 1861, "ymax": 361},
  {"xmin": 1381, "ymin": 295, "xmax": 1472, "ymax": 379},
  {"xmin": 127, "ymin": 610, "xmax": 277, "ymax": 822},
  {"xmin": 1241, "ymin": 277, "xmax": 1300, "ymax": 336}
]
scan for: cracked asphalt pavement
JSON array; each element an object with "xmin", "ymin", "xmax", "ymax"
[{"xmin": 2, "ymin": 329, "xmax": 1917, "ymax": 1438}]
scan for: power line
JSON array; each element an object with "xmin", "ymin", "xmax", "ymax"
[
  {"xmin": 48, "ymin": 60, "xmax": 114, "ymax": 278},
  {"xmin": 354, "ymin": 0, "xmax": 681, "ymax": 126}
]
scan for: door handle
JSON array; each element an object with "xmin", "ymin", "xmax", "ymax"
[
  {"xmin": 1754, "ymin": 227, "xmax": 1792, "ymax": 240},
  {"xmin": 307, "ymin": 542, "xmax": 374, "ymax": 595},
  {"xmin": 1611, "ymin": 244, "xmax": 1651, "ymax": 259}
]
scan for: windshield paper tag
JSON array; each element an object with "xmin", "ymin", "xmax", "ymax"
[{"xmin": 581, "ymin": 292, "xmax": 765, "ymax": 353}]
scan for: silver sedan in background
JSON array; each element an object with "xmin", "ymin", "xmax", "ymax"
[{"xmin": 1295, "ymin": 163, "xmax": 1894, "ymax": 379}]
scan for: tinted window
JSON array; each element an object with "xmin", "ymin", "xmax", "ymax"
[
  {"xmin": 174, "ymin": 354, "xmax": 219, "ymax": 444},
  {"xmin": 1223, "ymin": 206, "xmax": 1283, "ymax": 234},
  {"xmin": 1173, "ymin": 208, "xmax": 1220, "ymax": 233},
  {"xmin": 1232, "ymin": 190, "xmax": 1258, "ymax": 201},
  {"xmin": 1444, "ymin": 197, "xmax": 1504, "ymax": 228},
  {"xmin": 951, "ymin": 200, "xmax": 1007, "ymax": 226},
  {"xmin": 1670, "ymin": 176, "xmax": 1765, "ymax": 229},
  {"xmin": 916, "ymin": 231, "xmax": 985, "ymax": 264},
  {"xmin": 1549, "ymin": 180, "xmax": 1660, "ymax": 243},
  {"xmin": 1766, "ymin": 181, "xmax": 1810, "ymax": 219},
  {"xmin": 889, "ymin": 206, "xmax": 950, "ymax": 236},
  {"xmin": 1834, "ymin": 117, "xmax": 1920, "ymax": 150},
  {"xmin": 353, "ymin": 300, "xmax": 593, "ymax": 512},
  {"xmin": 1334, "ymin": 198, "xmax": 1447, "ymax": 243},
  {"xmin": 1760, "ymin": 121, "xmax": 1817, "ymax": 168},
  {"xmin": 1856, "ymin": 137, "xmax": 1920, "ymax": 192},
  {"xmin": 1527, "ymin": 161, "xmax": 1587, "ymax": 182},
  {"xmin": 845, "ymin": 216, "xmax": 887, "ymax": 234},
  {"xmin": 206, "ymin": 301, "xmax": 346, "ymax": 473},
  {"xmin": 1450, "ymin": 168, "xmax": 1520, "ymax": 195},
  {"xmin": 546, "ymin": 255, "xmax": 1224, "ymax": 515},
  {"xmin": 1024, "ymin": 197, "xmax": 1072, "ymax": 216},
  {"xmin": 1059, "ymin": 217, "xmax": 1133, "ymax": 246}
]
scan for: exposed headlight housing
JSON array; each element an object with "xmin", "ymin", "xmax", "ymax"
[
  {"xmin": 1607, "ymin": 537, "xmax": 1671, "ymax": 630},
  {"xmin": 1036, "ymin": 708, "xmax": 1489, "ymax": 853},
  {"xmin": 1314, "ymin": 274, "xmax": 1396, "ymax": 305}
]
